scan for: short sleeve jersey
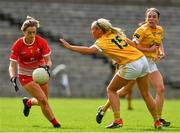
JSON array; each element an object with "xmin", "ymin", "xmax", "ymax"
[
  {"xmin": 9, "ymin": 35, "xmax": 51, "ymax": 76},
  {"xmin": 133, "ymin": 24, "xmax": 164, "ymax": 61},
  {"xmin": 93, "ymin": 33, "xmax": 144, "ymax": 65}
]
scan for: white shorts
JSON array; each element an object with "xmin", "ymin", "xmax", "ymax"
[
  {"xmin": 116, "ymin": 56, "xmax": 150, "ymax": 80},
  {"xmin": 147, "ymin": 58, "xmax": 158, "ymax": 73}
]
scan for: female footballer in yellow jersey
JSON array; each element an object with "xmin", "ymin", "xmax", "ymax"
[
  {"xmin": 96, "ymin": 8, "xmax": 170, "ymax": 127},
  {"xmin": 132, "ymin": 8, "xmax": 170, "ymax": 126},
  {"xmin": 59, "ymin": 18, "xmax": 162, "ymax": 129}
]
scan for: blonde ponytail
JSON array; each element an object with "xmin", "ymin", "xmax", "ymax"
[{"xmin": 92, "ymin": 18, "xmax": 124, "ymax": 36}]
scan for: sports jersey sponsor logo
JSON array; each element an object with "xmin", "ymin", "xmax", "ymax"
[{"xmin": 152, "ymin": 32, "xmax": 161, "ymax": 37}]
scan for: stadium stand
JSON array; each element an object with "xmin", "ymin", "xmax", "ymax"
[{"xmin": 0, "ymin": 0, "xmax": 180, "ymax": 98}]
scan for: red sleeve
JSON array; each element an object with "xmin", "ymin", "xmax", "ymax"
[
  {"xmin": 37, "ymin": 36, "xmax": 51, "ymax": 57},
  {"xmin": 9, "ymin": 39, "xmax": 21, "ymax": 62}
]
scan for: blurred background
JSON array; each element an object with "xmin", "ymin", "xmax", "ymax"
[{"xmin": 0, "ymin": 0, "xmax": 180, "ymax": 98}]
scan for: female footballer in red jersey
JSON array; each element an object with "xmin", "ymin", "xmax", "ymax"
[
  {"xmin": 58, "ymin": 18, "xmax": 162, "ymax": 129},
  {"xmin": 8, "ymin": 16, "xmax": 60, "ymax": 128},
  {"xmin": 96, "ymin": 8, "xmax": 170, "ymax": 127}
]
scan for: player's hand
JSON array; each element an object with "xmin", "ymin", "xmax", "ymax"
[
  {"xmin": 111, "ymin": 60, "xmax": 118, "ymax": 66},
  {"xmin": 59, "ymin": 39, "xmax": 72, "ymax": 49},
  {"xmin": 10, "ymin": 76, "xmax": 19, "ymax": 92},
  {"xmin": 39, "ymin": 65, "xmax": 50, "ymax": 77},
  {"xmin": 149, "ymin": 45, "xmax": 159, "ymax": 52},
  {"xmin": 158, "ymin": 51, "xmax": 165, "ymax": 60}
]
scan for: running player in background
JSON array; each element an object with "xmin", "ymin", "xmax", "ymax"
[
  {"xmin": 8, "ymin": 16, "xmax": 61, "ymax": 128},
  {"xmin": 96, "ymin": 7, "xmax": 170, "ymax": 127},
  {"xmin": 132, "ymin": 7, "xmax": 170, "ymax": 126},
  {"xmin": 58, "ymin": 18, "xmax": 162, "ymax": 129}
]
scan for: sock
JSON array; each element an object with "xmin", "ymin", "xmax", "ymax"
[
  {"xmin": 102, "ymin": 100, "xmax": 110, "ymax": 112},
  {"xmin": 114, "ymin": 112, "xmax": 120, "ymax": 121},
  {"xmin": 154, "ymin": 117, "xmax": 160, "ymax": 122},
  {"xmin": 26, "ymin": 99, "xmax": 32, "ymax": 107},
  {"xmin": 50, "ymin": 118, "xmax": 59, "ymax": 125}
]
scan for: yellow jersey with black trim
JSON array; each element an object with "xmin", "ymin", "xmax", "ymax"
[
  {"xmin": 93, "ymin": 33, "xmax": 144, "ymax": 65},
  {"xmin": 133, "ymin": 24, "xmax": 164, "ymax": 61}
]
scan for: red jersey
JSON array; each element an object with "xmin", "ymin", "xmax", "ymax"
[{"xmin": 9, "ymin": 35, "xmax": 51, "ymax": 76}]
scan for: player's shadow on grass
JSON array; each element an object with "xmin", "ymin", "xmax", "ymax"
[
  {"xmin": 32, "ymin": 125, "xmax": 52, "ymax": 129},
  {"xmin": 32, "ymin": 125, "xmax": 83, "ymax": 130},
  {"xmin": 142, "ymin": 126, "xmax": 180, "ymax": 132},
  {"xmin": 125, "ymin": 126, "xmax": 180, "ymax": 132}
]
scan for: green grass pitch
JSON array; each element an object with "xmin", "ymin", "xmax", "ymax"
[{"xmin": 0, "ymin": 97, "xmax": 180, "ymax": 132}]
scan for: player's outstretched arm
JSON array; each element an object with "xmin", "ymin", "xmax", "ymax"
[
  {"xmin": 59, "ymin": 39, "xmax": 98, "ymax": 55},
  {"xmin": 9, "ymin": 61, "xmax": 19, "ymax": 92}
]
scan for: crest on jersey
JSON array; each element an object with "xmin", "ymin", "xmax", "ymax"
[{"xmin": 134, "ymin": 33, "xmax": 140, "ymax": 39}]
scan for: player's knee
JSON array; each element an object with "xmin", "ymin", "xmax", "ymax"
[
  {"xmin": 157, "ymin": 85, "xmax": 165, "ymax": 94},
  {"xmin": 140, "ymin": 91, "xmax": 149, "ymax": 99},
  {"xmin": 107, "ymin": 87, "xmax": 116, "ymax": 94},
  {"xmin": 38, "ymin": 98, "xmax": 48, "ymax": 106}
]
